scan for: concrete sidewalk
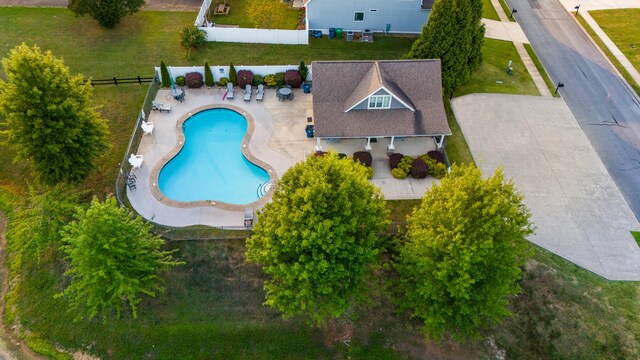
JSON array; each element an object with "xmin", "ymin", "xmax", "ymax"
[
  {"xmin": 483, "ymin": 0, "xmax": 552, "ymax": 97},
  {"xmin": 452, "ymin": 93, "xmax": 640, "ymax": 280}
]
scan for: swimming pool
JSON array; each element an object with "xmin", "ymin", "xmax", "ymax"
[{"xmin": 158, "ymin": 108, "xmax": 271, "ymax": 204}]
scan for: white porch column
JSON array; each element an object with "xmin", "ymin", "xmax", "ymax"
[
  {"xmin": 387, "ymin": 136, "xmax": 395, "ymax": 151},
  {"xmin": 365, "ymin": 137, "xmax": 371, "ymax": 151},
  {"xmin": 435, "ymin": 136, "xmax": 445, "ymax": 150},
  {"xmin": 315, "ymin": 137, "xmax": 323, "ymax": 151}
]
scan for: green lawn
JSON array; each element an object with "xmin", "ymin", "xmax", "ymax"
[
  {"xmin": 632, "ymin": 231, "xmax": 640, "ymax": 247},
  {"xmin": 499, "ymin": 0, "xmax": 516, "ymax": 22},
  {"xmin": 456, "ymin": 38, "xmax": 539, "ymax": 96},
  {"xmin": 209, "ymin": 0, "xmax": 303, "ymax": 29},
  {"xmin": 7, "ymin": 7, "xmax": 635, "ymax": 360},
  {"xmin": 482, "ymin": 0, "xmax": 501, "ymax": 21},
  {"xmin": 587, "ymin": 9, "xmax": 640, "ymax": 94}
]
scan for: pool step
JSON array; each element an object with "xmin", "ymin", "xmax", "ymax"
[{"xmin": 256, "ymin": 181, "xmax": 273, "ymax": 198}]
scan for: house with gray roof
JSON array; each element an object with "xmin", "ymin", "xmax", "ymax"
[
  {"xmin": 311, "ymin": 59, "xmax": 451, "ymax": 155},
  {"xmin": 304, "ymin": 0, "xmax": 433, "ymax": 34}
]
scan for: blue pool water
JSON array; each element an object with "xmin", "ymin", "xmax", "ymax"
[{"xmin": 159, "ymin": 108, "xmax": 270, "ymax": 204}]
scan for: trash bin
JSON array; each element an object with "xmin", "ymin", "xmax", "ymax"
[
  {"xmin": 303, "ymin": 82, "xmax": 311, "ymax": 94},
  {"xmin": 329, "ymin": 27, "xmax": 336, "ymax": 39},
  {"xmin": 336, "ymin": 28, "xmax": 342, "ymax": 39},
  {"xmin": 346, "ymin": 31, "xmax": 354, "ymax": 41},
  {"xmin": 305, "ymin": 125, "xmax": 314, "ymax": 138}
]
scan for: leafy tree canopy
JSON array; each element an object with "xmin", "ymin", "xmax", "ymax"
[
  {"xmin": 58, "ymin": 196, "xmax": 183, "ymax": 322},
  {"xmin": 246, "ymin": 0, "xmax": 288, "ymax": 29},
  {"xmin": 7, "ymin": 184, "xmax": 80, "ymax": 266},
  {"xmin": 68, "ymin": 0, "xmax": 145, "ymax": 28},
  {"xmin": 0, "ymin": 44, "xmax": 109, "ymax": 185},
  {"xmin": 406, "ymin": 0, "xmax": 485, "ymax": 93},
  {"xmin": 179, "ymin": 25, "xmax": 207, "ymax": 60},
  {"xmin": 246, "ymin": 153, "xmax": 389, "ymax": 326},
  {"xmin": 395, "ymin": 164, "xmax": 533, "ymax": 340}
]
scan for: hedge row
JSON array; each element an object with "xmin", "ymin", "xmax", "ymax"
[{"xmin": 389, "ymin": 151, "xmax": 448, "ymax": 179}]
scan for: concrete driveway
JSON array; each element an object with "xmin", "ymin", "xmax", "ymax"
[{"xmin": 452, "ymin": 93, "xmax": 640, "ymax": 280}]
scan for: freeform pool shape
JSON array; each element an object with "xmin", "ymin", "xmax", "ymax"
[{"xmin": 158, "ymin": 108, "xmax": 271, "ymax": 204}]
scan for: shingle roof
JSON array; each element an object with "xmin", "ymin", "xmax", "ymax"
[{"xmin": 312, "ymin": 60, "xmax": 451, "ymax": 138}]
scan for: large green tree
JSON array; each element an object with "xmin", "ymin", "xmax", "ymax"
[
  {"xmin": 8, "ymin": 185, "xmax": 80, "ymax": 265},
  {"xmin": 58, "ymin": 196, "xmax": 182, "ymax": 321},
  {"xmin": 395, "ymin": 164, "xmax": 533, "ymax": 340},
  {"xmin": 68, "ymin": 0, "xmax": 145, "ymax": 28},
  {"xmin": 0, "ymin": 44, "xmax": 109, "ymax": 185},
  {"xmin": 406, "ymin": 0, "xmax": 485, "ymax": 93},
  {"xmin": 246, "ymin": 153, "xmax": 389, "ymax": 326}
]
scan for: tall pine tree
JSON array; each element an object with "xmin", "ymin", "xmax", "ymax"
[{"xmin": 406, "ymin": 0, "xmax": 485, "ymax": 93}]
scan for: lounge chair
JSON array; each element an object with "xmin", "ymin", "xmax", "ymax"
[
  {"xmin": 128, "ymin": 154, "xmax": 144, "ymax": 170},
  {"xmin": 141, "ymin": 121, "xmax": 154, "ymax": 135},
  {"xmin": 152, "ymin": 101, "xmax": 171, "ymax": 112},
  {"xmin": 256, "ymin": 84, "xmax": 264, "ymax": 101},
  {"xmin": 226, "ymin": 83, "xmax": 234, "ymax": 100},
  {"xmin": 244, "ymin": 84, "xmax": 252, "ymax": 102}
]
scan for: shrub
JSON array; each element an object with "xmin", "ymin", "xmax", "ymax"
[
  {"xmin": 420, "ymin": 155, "xmax": 448, "ymax": 179},
  {"xmin": 252, "ymin": 75, "xmax": 264, "ymax": 86},
  {"xmin": 285, "ymin": 69, "xmax": 302, "ymax": 88},
  {"xmin": 185, "ymin": 72, "xmax": 204, "ymax": 88},
  {"xmin": 229, "ymin": 62, "xmax": 237, "ymax": 85},
  {"xmin": 218, "ymin": 77, "xmax": 229, "ymax": 86},
  {"xmin": 338, "ymin": 153, "xmax": 348, "ymax": 159},
  {"xmin": 364, "ymin": 167, "xmax": 374, "ymax": 179},
  {"xmin": 204, "ymin": 62, "xmax": 214, "ymax": 87},
  {"xmin": 410, "ymin": 157, "xmax": 429, "ymax": 179},
  {"xmin": 398, "ymin": 156, "xmax": 413, "ymax": 174},
  {"xmin": 264, "ymin": 74, "xmax": 277, "ymax": 87},
  {"xmin": 299, "ymin": 61, "xmax": 309, "ymax": 82},
  {"xmin": 175, "ymin": 75, "xmax": 186, "ymax": 87},
  {"xmin": 427, "ymin": 150, "xmax": 446, "ymax": 164},
  {"xmin": 237, "ymin": 70, "xmax": 254, "ymax": 88},
  {"xmin": 353, "ymin": 151, "xmax": 373, "ymax": 167},
  {"xmin": 275, "ymin": 72, "xmax": 286, "ymax": 86},
  {"xmin": 160, "ymin": 60, "xmax": 171, "ymax": 88},
  {"xmin": 314, "ymin": 151, "xmax": 327, "ymax": 157},
  {"xmin": 392, "ymin": 168, "xmax": 408, "ymax": 179},
  {"xmin": 180, "ymin": 25, "xmax": 207, "ymax": 60},
  {"xmin": 389, "ymin": 153, "xmax": 404, "ymax": 169}
]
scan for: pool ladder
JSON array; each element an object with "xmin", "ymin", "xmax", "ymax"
[{"xmin": 256, "ymin": 180, "xmax": 273, "ymax": 197}]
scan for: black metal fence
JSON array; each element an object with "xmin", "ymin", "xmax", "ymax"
[
  {"xmin": 114, "ymin": 74, "xmax": 253, "ymax": 240},
  {"xmin": 89, "ymin": 76, "xmax": 155, "ymax": 86}
]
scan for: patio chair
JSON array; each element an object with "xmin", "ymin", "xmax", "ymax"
[
  {"xmin": 244, "ymin": 84, "xmax": 252, "ymax": 102},
  {"xmin": 128, "ymin": 154, "xmax": 144, "ymax": 170},
  {"xmin": 141, "ymin": 121, "xmax": 154, "ymax": 135},
  {"xmin": 226, "ymin": 83, "xmax": 234, "ymax": 100},
  {"xmin": 152, "ymin": 101, "xmax": 171, "ymax": 112},
  {"xmin": 256, "ymin": 84, "xmax": 264, "ymax": 101}
]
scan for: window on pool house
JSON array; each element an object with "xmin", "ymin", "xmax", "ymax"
[
  {"xmin": 368, "ymin": 95, "xmax": 391, "ymax": 109},
  {"xmin": 354, "ymin": 11, "xmax": 365, "ymax": 21}
]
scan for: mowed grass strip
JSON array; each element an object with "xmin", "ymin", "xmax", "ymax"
[
  {"xmin": 455, "ymin": 39, "xmax": 539, "ymax": 97},
  {"xmin": 482, "ymin": 0, "xmax": 501, "ymax": 21}
]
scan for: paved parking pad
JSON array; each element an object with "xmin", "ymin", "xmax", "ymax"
[{"xmin": 452, "ymin": 94, "xmax": 640, "ymax": 280}]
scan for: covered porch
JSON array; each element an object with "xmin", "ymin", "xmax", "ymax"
[{"xmin": 313, "ymin": 135, "xmax": 445, "ymax": 160}]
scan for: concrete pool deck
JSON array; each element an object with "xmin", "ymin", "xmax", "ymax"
[{"xmin": 128, "ymin": 87, "xmax": 440, "ymax": 227}]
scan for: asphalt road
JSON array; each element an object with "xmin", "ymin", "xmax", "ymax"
[{"xmin": 506, "ymin": 0, "xmax": 640, "ymax": 220}]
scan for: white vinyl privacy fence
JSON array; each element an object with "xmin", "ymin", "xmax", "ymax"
[
  {"xmin": 195, "ymin": 0, "xmax": 309, "ymax": 45},
  {"xmin": 155, "ymin": 65, "xmax": 313, "ymax": 83}
]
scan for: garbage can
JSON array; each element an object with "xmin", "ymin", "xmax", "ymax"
[
  {"xmin": 303, "ymin": 82, "xmax": 311, "ymax": 94},
  {"xmin": 346, "ymin": 31, "xmax": 354, "ymax": 41},
  {"xmin": 305, "ymin": 125, "xmax": 314, "ymax": 138},
  {"xmin": 329, "ymin": 27, "xmax": 336, "ymax": 39},
  {"xmin": 336, "ymin": 28, "xmax": 343, "ymax": 39}
]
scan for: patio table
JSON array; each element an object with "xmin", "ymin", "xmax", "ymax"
[{"xmin": 277, "ymin": 87, "xmax": 292, "ymax": 101}]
